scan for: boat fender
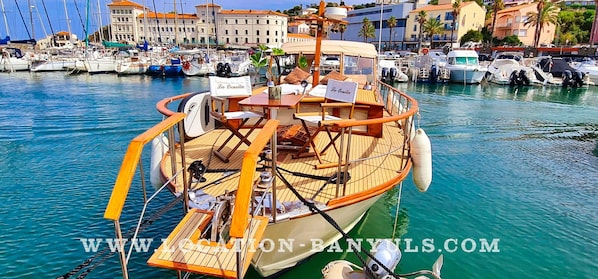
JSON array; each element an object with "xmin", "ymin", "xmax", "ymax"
[
  {"xmin": 411, "ymin": 128, "xmax": 432, "ymax": 192},
  {"xmin": 150, "ymin": 135, "xmax": 169, "ymax": 189}
]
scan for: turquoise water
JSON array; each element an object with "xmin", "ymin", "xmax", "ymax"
[{"xmin": 0, "ymin": 72, "xmax": 596, "ymax": 278}]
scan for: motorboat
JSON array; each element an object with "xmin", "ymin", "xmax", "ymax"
[
  {"xmin": 101, "ymin": 3, "xmax": 432, "ymax": 279},
  {"xmin": 445, "ymin": 49, "xmax": 487, "ymax": 84},
  {"xmin": 378, "ymin": 59, "xmax": 408, "ymax": 83},
  {"xmin": 0, "ymin": 47, "xmax": 29, "ymax": 71}
]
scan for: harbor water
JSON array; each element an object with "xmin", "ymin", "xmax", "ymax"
[{"xmin": 0, "ymin": 72, "xmax": 596, "ymax": 278}]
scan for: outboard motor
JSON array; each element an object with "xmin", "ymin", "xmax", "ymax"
[
  {"xmin": 509, "ymin": 70, "xmax": 520, "ymax": 86},
  {"xmin": 381, "ymin": 67, "xmax": 389, "ymax": 82},
  {"xmin": 216, "ymin": 62, "xmax": 226, "ymax": 77},
  {"xmin": 518, "ymin": 70, "xmax": 530, "ymax": 86},
  {"xmin": 389, "ymin": 67, "xmax": 398, "ymax": 82},
  {"xmin": 430, "ymin": 64, "xmax": 439, "ymax": 83},
  {"xmin": 365, "ymin": 239, "xmax": 401, "ymax": 279},
  {"xmin": 562, "ymin": 70, "xmax": 573, "ymax": 88},
  {"xmin": 573, "ymin": 71, "xmax": 584, "ymax": 87},
  {"xmin": 224, "ymin": 63, "xmax": 232, "ymax": 77}
]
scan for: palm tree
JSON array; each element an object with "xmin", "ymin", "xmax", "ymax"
[
  {"xmin": 387, "ymin": 16, "xmax": 397, "ymax": 50},
  {"xmin": 524, "ymin": 0, "xmax": 559, "ymax": 47},
  {"xmin": 451, "ymin": 0, "xmax": 461, "ymax": 46},
  {"xmin": 424, "ymin": 18, "xmax": 444, "ymax": 49},
  {"xmin": 417, "ymin": 11, "xmax": 428, "ymax": 53},
  {"xmin": 359, "ymin": 17, "xmax": 376, "ymax": 43},
  {"xmin": 339, "ymin": 24, "xmax": 347, "ymax": 40},
  {"xmin": 491, "ymin": 0, "xmax": 505, "ymax": 41}
]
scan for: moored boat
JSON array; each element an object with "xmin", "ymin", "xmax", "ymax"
[
  {"xmin": 445, "ymin": 49, "xmax": 487, "ymax": 84},
  {"xmin": 100, "ymin": 3, "xmax": 431, "ymax": 278}
]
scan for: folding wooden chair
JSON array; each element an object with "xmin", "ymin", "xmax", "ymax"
[
  {"xmin": 208, "ymin": 76, "xmax": 265, "ymax": 163},
  {"xmin": 293, "ymin": 79, "xmax": 358, "ymax": 164}
]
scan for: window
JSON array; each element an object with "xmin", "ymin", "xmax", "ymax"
[
  {"xmin": 267, "ymin": 20, "xmax": 270, "ymax": 24},
  {"xmin": 257, "ymin": 20, "xmax": 259, "ymax": 24},
  {"xmin": 225, "ymin": 19, "xmax": 228, "ymax": 24},
  {"xmin": 235, "ymin": 19, "xmax": 238, "ymax": 24},
  {"xmin": 225, "ymin": 30, "xmax": 229, "ymax": 35},
  {"xmin": 266, "ymin": 30, "xmax": 269, "ymax": 35},
  {"xmin": 245, "ymin": 30, "xmax": 248, "ymax": 35},
  {"xmin": 445, "ymin": 12, "xmax": 453, "ymax": 21},
  {"xmin": 245, "ymin": 19, "xmax": 248, "ymax": 24},
  {"xmin": 235, "ymin": 30, "xmax": 238, "ymax": 35},
  {"xmin": 257, "ymin": 30, "xmax": 260, "ymax": 35},
  {"xmin": 267, "ymin": 38, "xmax": 270, "ymax": 43}
]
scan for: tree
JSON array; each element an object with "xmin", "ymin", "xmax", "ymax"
[
  {"xmin": 524, "ymin": 0, "xmax": 560, "ymax": 47},
  {"xmin": 501, "ymin": 35, "xmax": 522, "ymax": 45},
  {"xmin": 424, "ymin": 18, "xmax": 444, "ymax": 49},
  {"xmin": 591, "ymin": 0, "xmax": 598, "ymax": 44},
  {"xmin": 339, "ymin": 24, "xmax": 347, "ymax": 40},
  {"xmin": 460, "ymin": 30, "xmax": 483, "ymax": 44},
  {"xmin": 416, "ymin": 11, "xmax": 428, "ymax": 52},
  {"xmin": 359, "ymin": 17, "xmax": 376, "ymax": 43},
  {"xmin": 387, "ymin": 16, "xmax": 397, "ymax": 50},
  {"xmin": 451, "ymin": 0, "xmax": 462, "ymax": 46},
  {"xmin": 491, "ymin": 0, "xmax": 505, "ymax": 41}
]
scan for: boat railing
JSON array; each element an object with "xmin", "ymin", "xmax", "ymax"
[
  {"xmin": 325, "ymin": 80, "xmax": 418, "ymax": 205},
  {"xmin": 103, "ymin": 102, "xmax": 191, "ymax": 279}
]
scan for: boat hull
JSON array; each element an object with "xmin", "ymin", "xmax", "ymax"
[
  {"xmin": 448, "ymin": 67, "xmax": 486, "ymax": 84},
  {"xmin": 251, "ymin": 195, "xmax": 382, "ymax": 277}
]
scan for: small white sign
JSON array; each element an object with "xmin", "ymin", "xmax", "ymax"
[
  {"xmin": 326, "ymin": 79, "xmax": 358, "ymax": 103},
  {"xmin": 209, "ymin": 76, "xmax": 252, "ymax": 97}
]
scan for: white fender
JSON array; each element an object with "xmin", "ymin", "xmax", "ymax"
[
  {"xmin": 150, "ymin": 135, "xmax": 169, "ymax": 189},
  {"xmin": 411, "ymin": 128, "xmax": 432, "ymax": 192}
]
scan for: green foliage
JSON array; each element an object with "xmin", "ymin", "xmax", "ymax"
[
  {"xmin": 557, "ymin": 6, "xmax": 594, "ymax": 45},
  {"xmin": 359, "ymin": 17, "xmax": 376, "ymax": 42},
  {"xmin": 424, "ymin": 18, "xmax": 444, "ymax": 48},
  {"xmin": 460, "ymin": 30, "xmax": 483, "ymax": 44},
  {"xmin": 298, "ymin": 56, "xmax": 308, "ymax": 69},
  {"xmin": 501, "ymin": 35, "xmax": 522, "ymax": 46}
]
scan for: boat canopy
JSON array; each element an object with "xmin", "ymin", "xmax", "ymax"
[{"xmin": 282, "ymin": 40, "xmax": 377, "ymax": 58}]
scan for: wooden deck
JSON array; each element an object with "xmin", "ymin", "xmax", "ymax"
[
  {"xmin": 148, "ymin": 209, "xmax": 269, "ymax": 278},
  {"xmin": 163, "ymin": 113, "xmax": 408, "ymax": 205}
]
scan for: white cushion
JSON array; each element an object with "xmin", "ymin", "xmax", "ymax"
[{"xmin": 223, "ymin": 110, "xmax": 263, "ymax": 120}]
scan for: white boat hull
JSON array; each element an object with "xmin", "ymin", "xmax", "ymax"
[
  {"xmin": 251, "ymin": 195, "xmax": 381, "ymax": 277},
  {"xmin": 448, "ymin": 67, "xmax": 486, "ymax": 84},
  {"xmin": 30, "ymin": 60, "xmax": 76, "ymax": 72}
]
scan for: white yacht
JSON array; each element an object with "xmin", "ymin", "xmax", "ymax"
[{"xmin": 445, "ymin": 49, "xmax": 487, "ymax": 84}]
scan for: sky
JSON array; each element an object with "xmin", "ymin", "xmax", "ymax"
[{"xmin": 0, "ymin": 0, "xmax": 366, "ymax": 41}]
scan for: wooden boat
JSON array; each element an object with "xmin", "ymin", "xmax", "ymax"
[{"xmin": 102, "ymin": 2, "xmax": 431, "ymax": 278}]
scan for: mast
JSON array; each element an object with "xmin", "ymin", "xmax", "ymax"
[
  {"xmin": 378, "ymin": 0, "xmax": 384, "ymax": 54},
  {"xmin": 174, "ymin": 0, "xmax": 178, "ymax": 45},
  {"xmin": 63, "ymin": 0, "xmax": 72, "ymax": 44},
  {"xmin": 97, "ymin": 0, "xmax": 104, "ymax": 42},
  {"xmin": 85, "ymin": 0, "xmax": 90, "ymax": 47},
  {"xmin": 28, "ymin": 0, "xmax": 35, "ymax": 40},
  {"xmin": 1, "ymin": 0, "xmax": 9, "ymax": 38}
]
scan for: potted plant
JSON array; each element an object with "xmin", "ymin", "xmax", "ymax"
[{"xmin": 249, "ymin": 44, "xmax": 269, "ymax": 86}]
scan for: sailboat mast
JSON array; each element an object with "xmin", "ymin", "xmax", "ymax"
[
  {"xmin": 97, "ymin": 0, "xmax": 104, "ymax": 42},
  {"xmin": 174, "ymin": 0, "xmax": 178, "ymax": 45},
  {"xmin": 1, "ymin": 0, "xmax": 10, "ymax": 37},
  {"xmin": 85, "ymin": 0, "xmax": 90, "ymax": 46},
  {"xmin": 63, "ymin": 0, "xmax": 72, "ymax": 44},
  {"xmin": 28, "ymin": 0, "xmax": 35, "ymax": 40}
]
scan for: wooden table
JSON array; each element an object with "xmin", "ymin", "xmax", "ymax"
[{"xmin": 238, "ymin": 93, "xmax": 303, "ymax": 119}]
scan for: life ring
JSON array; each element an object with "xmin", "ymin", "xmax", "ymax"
[
  {"xmin": 422, "ymin": 48, "xmax": 429, "ymax": 55},
  {"xmin": 182, "ymin": 61, "xmax": 191, "ymax": 70}
]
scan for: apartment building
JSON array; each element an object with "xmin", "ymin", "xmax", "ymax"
[
  {"xmin": 493, "ymin": 3, "xmax": 556, "ymax": 46},
  {"xmin": 329, "ymin": 0, "xmax": 428, "ymax": 50},
  {"xmin": 106, "ymin": 0, "xmax": 288, "ymax": 48},
  {"xmin": 404, "ymin": 0, "xmax": 486, "ymax": 50}
]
